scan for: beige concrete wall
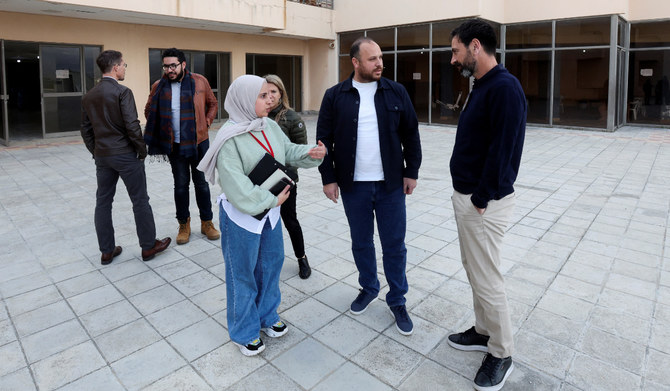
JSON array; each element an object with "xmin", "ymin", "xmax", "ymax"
[
  {"xmin": 503, "ymin": 0, "xmax": 627, "ymax": 23},
  {"xmin": 628, "ymin": 0, "xmax": 670, "ymax": 21},
  {"xmin": 0, "ymin": 11, "xmax": 332, "ymax": 117},
  {"xmin": 44, "ymin": 0, "xmax": 286, "ymax": 29},
  {"xmin": 304, "ymin": 38, "xmax": 339, "ymax": 114},
  {"xmin": 279, "ymin": 1, "xmax": 335, "ymax": 40},
  {"xmin": 334, "ymin": 0, "xmax": 480, "ymax": 32}
]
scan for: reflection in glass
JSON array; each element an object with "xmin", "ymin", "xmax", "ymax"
[
  {"xmin": 628, "ymin": 50, "xmax": 670, "ymax": 125},
  {"xmin": 397, "ymin": 24, "xmax": 429, "ymax": 51},
  {"xmin": 396, "ymin": 51, "xmax": 429, "ymax": 122},
  {"xmin": 506, "ymin": 51, "xmax": 551, "ymax": 124},
  {"xmin": 44, "ymin": 96, "xmax": 81, "ymax": 133},
  {"xmin": 247, "ymin": 54, "xmax": 302, "ymax": 111},
  {"xmin": 431, "ymin": 50, "xmax": 468, "ymax": 125},
  {"xmin": 219, "ymin": 53, "xmax": 231, "ymax": 118},
  {"xmin": 340, "ymin": 31, "xmax": 364, "ymax": 55},
  {"xmin": 553, "ymin": 49, "xmax": 609, "ymax": 128},
  {"xmin": 556, "ymin": 17, "xmax": 610, "ymax": 47},
  {"xmin": 506, "ymin": 22, "xmax": 552, "ymax": 49},
  {"xmin": 149, "ymin": 49, "xmax": 162, "ymax": 87},
  {"xmin": 339, "ymin": 55, "xmax": 353, "ymax": 82},
  {"xmin": 366, "ymin": 28, "xmax": 395, "ymax": 52},
  {"xmin": 84, "ymin": 46, "xmax": 101, "ymax": 92},
  {"xmin": 630, "ymin": 20, "xmax": 670, "ymax": 48},
  {"xmin": 432, "ymin": 21, "xmax": 464, "ymax": 48},
  {"xmin": 41, "ymin": 46, "xmax": 81, "ymax": 93}
]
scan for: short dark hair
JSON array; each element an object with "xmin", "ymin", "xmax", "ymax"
[
  {"xmin": 96, "ymin": 50, "xmax": 123, "ymax": 74},
  {"xmin": 350, "ymin": 37, "xmax": 376, "ymax": 59},
  {"xmin": 451, "ymin": 19, "xmax": 497, "ymax": 56},
  {"xmin": 162, "ymin": 48, "xmax": 186, "ymax": 63}
]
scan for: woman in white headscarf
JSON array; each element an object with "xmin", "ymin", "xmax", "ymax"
[{"xmin": 197, "ymin": 75, "xmax": 325, "ymax": 356}]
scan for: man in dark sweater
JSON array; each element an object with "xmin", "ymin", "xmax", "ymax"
[{"xmin": 446, "ymin": 19, "xmax": 526, "ymax": 391}]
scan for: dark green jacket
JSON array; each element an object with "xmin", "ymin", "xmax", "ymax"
[{"xmin": 270, "ymin": 105, "xmax": 307, "ymax": 180}]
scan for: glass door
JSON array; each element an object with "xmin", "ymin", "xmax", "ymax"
[
  {"xmin": 1, "ymin": 40, "xmax": 8, "ymax": 145},
  {"xmin": 40, "ymin": 45, "xmax": 83, "ymax": 135}
]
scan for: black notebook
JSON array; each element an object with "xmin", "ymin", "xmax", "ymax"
[{"xmin": 248, "ymin": 153, "xmax": 297, "ymax": 220}]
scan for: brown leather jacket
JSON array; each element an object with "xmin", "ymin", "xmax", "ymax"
[
  {"xmin": 81, "ymin": 77, "xmax": 146, "ymax": 158},
  {"xmin": 144, "ymin": 72, "xmax": 217, "ymax": 144}
]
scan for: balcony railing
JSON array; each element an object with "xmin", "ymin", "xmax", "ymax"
[{"xmin": 288, "ymin": 0, "xmax": 333, "ymax": 10}]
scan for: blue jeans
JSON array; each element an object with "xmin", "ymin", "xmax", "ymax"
[
  {"xmin": 341, "ymin": 181, "xmax": 408, "ymax": 306},
  {"xmin": 220, "ymin": 205, "xmax": 284, "ymax": 344},
  {"xmin": 169, "ymin": 140, "xmax": 213, "ymax": 223}
]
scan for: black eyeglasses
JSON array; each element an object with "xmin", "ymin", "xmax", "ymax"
[
  {"xmin": 116, "ymin": 63, "xmax": 127, "ymax": 68},
  {"xmin": 162, "ymin": 63, "xmax": 181, "ymax": 71}
]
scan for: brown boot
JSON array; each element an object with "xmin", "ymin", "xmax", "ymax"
[
  {"xmin": 201, "ymin": 220, "xmax": 220, "ymax": 240},
  {"xmin": 176, "ymin": 217, "xmax": 191, "ymax": 245}
]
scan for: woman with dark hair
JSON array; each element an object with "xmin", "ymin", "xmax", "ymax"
[{"xmin": 264, "ymin": 74, "xmax": 312, "ymax": 279}]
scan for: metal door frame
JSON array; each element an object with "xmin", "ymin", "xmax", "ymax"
[{"xmin": 1, "ymin": 40, "xmax": 8, "ymax": 146}]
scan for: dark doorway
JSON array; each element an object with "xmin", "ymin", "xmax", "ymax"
[
  {"xmin": 5, "ymin": 41, "xmax": 41, "ymax": 140},
  {"xmin": 246, "ymin": 54, "xmax": 303, "ymax": 112}
]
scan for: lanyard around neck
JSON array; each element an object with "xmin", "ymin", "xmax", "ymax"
[{"xmin": 249, "ymin": 130, "xmax": 274, "ymax": 157}]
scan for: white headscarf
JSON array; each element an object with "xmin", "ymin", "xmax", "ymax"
[{"xmin": 197, "ymin": 75, "xmax": 268, "ymax": 183}]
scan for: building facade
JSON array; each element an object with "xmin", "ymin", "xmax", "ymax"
[{"xmin": 1, "ymin": 0, "xmax": 669, "ymax": 145}]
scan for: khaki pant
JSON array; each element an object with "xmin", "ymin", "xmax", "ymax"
[{"xmin": 452, "ymin": 190, "xmax": 515, "ymax": 358}]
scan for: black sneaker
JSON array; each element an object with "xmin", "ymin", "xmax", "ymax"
[
  {"xmin": 261, "ymin": 320, "xmax": 288, "ymax": 338},
  {"xmin": 234, "ymin": 337, "xmax": 265, "ymax": 356},
  {"xmin": 448, "ymin": 326, "xmax": 489, "ymax": 352},
  {"xmin": 350, "ymin": 289, "xmax": 378, "ymax": 315},
  {"xmin": 389, "ymin": 305, "xmax": 414, "ymax": 335},
  {"xmin": 298, "ymin": 256, "xmax": 311, "ymax": 279},
  {"xmin": 474, "ymin": 353, "xmax": 514, "ymax": 391}
]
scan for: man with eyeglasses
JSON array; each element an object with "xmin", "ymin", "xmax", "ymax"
[
  {"xmin": 81, "ymin": 50, "xmax": 171, "ymax": 265},
  {"xmin": 144, "ymin": 48, "xmax": 220, "ymax": 245}
]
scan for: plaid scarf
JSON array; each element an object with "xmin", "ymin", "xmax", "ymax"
[{"xmin": 144, "ymin": 70, "xmax": 197, "ymax": 159}]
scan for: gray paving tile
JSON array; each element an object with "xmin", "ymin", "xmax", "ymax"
[
  {"xmin": 128, "ymin": 284, "xmax": 185, "ymax": 316},
  {"xmin": 577, "ymin": 327, "xmax": 646, "ymax": 375},
  {"xmin": 56, "ymin": 367, "xmax": 124, "ymax": 391},
  {"xmin": 645, "ymin": 349, "xmax": 670, "ymax": 388},
  {"xmin": 226, "ymin": 363, "xmax": 299, "ymax": 391},
  {"xmin": 111, "ymin": 340, "xmax": 186, "ymax": 391},
  {"xmin": 79, "ymin": 299, "xmax": 142, "ymax": 337},
  {"xmin": 399, "ymin": 359, "xmax": 470, "ymax": 390},
  {"xmin": 31, "ymin": 341, "xmax": 106, "ymax": 391},
  {"xmin": 114, "ymin": 270, "xmax": 165, "ymax": 297},
  {"xmin": 153, "ymin": 258, "xmax": 203, "ymax": 282},
  {"xmin": 352, "ymin": 335, "xmax": 423, "ymax": 387},
  {"xmin": 312, "ymin": 281, "xmax": 358, "ymax": 313},
  {"xmin": 22, "ymin": 319, "xmax": 89, "ymax": 363},
  {"xmin": 193, "ymin": 343, "xmax": 265, "ymax": 389},
  {"xmin": 12, "ymin": 300, "xmax": 75, "ymax": 338},
  {"xmin": 67, "ymin": 283, "xmax": 124, "ymax": 316},
  {"xmin": 142, "ymin": 366, "xmax": 213, "ymax": 391},
  {"xmin": 524, "ymin": 308, "xmax": 584, "ymax": 348},
  {"xmin": 515, "ymin": 330, "xmax": 575, "ymax": 379},
  {"xmin": 44, "ymin": 259, "xmax": 96, "ymax": 283},
  {"xmin": 313, "ymin": 314, "xmax": 378, "ymax": 358},
  {"xmin": 0, "ymin": 367, "xmax": 36, "ymax": 391},
  {"xmin": 95, "ymin": 318, "xmax": 162, "ymax": 363},
  {"xmin": 4, "ymin": 285, "xmax": 62, "ymax": 317},
  {"xmin": 99, "ymin": 259, "xmax": 151, "ymax": 282},
  {"xmin": 0, "ymin": 272, "xmax": 51, "ymax": 299},
  {"xmin": 314, "ymin": 361, "xmax": 391, "ymax": 391},
  {"xmin": 145, "ymin": 299, "xmax": 208, "ymax": 337},
  {"xmin": 0, "ymin": 341, "xmax": 25, "ymax": 377},
  {"xmin": 537, "ymin": 290, "xmax": 594, "ymax": 322},
  {"xmin": 281, "ymin": 297, "xmax": 340, "ymax": 334},
  {"xmin": 56, "ymin": 270, "xmax": 108, "ymax": 298},
  {"xmin": 171, "ymin": 270, "xmax": 222, "ymax": 297},
  {"xmin": 566, "ymin": 354, "xmax": 641, "ymax": 391},
  {"xmin": 0, "ymin": 319, "xmax": 16, "ymax": 346},
  {"xmin": 190, "ymin": 284, "xmax": 227, "ymax": 315},
  {"xmin": 167, "ymin": 317, "xmax": 229, "ymax": 361},
  {"xmin": 272, "ymin": 337, "xmax": 345, "ymax": 389},
  {"xmin": 412, "ymin": 294, "xmax": 470, "ymax": 331}
]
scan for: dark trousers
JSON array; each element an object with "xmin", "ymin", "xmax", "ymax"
[
  {"xmin": 168, "ymin": 140, "xmax": 213, "ymax": 223},
  {"xmin": 94, "ymin": 152, "xmax": 156, "ymax": 253},
  {"xmin": 341, "ymin": 181, "xmax": 408, "ymax": 306},
  {"xmin": 280, "ymin": 184, "xmax": 305, "ymax": 258}
]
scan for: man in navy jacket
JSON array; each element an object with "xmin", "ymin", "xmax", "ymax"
[
  {"xmin": 317, "ymin": 37, "xmax": 422, "ymax": 336},
  {"xmin": 447, "ymin": 19, "xmax": 526, "ymax": 391}
]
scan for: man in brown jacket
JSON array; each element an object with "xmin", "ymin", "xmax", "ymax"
[
  {"xmin": 81, "ymin": 50, "xmax": 171, "ymax": 265},
  {"xmin": 144, "ymin": 48, "xmax": 220, "ymax": 245}
]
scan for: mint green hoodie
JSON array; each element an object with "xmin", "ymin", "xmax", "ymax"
[{"xmin": 215, "ymin": 119, "xmax": 322, "ymax": 216}]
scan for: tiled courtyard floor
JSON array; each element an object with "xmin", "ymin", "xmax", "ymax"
[{"xmin": 1, "ymin": 116, "xmax": 669, "ymax": 390}]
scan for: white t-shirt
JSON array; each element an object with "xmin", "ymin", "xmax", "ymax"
[
  {"xmin": 352, "ymin": 80, "xmax": 384, "ymax": 181},
  {"xmin": 171, "ymin": 82, "xmax": 181, "ymax": 143}
]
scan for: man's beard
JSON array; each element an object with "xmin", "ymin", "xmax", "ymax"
[
  {"xmin": 168, "ymin": 70, "xmax": 184, "ymax": 81},
  {"xmin": 359, "ymin": 67, "xmax": 382, "ymax": 82}
]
